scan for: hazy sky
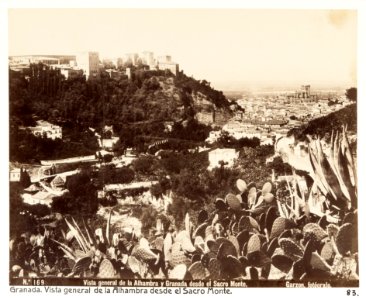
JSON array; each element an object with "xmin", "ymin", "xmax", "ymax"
[{"xmin": 8, "ymin": 9, "xmax": 357, "ymax": 90}]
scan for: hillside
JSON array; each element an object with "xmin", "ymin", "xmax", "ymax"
[
  {"xmin": 9, "ymin": 64, "xmax": 232, "ymax": 162},
  {"xmin": 287, "ymin": 103, "xmax": 357, "ymax": 141},
  {"xmin": 9, "ymin": 64, "xmax": 231, "ymax": 131}
]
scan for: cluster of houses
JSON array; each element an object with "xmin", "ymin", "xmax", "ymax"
[
  {"xmin": 13, "ymin": 165, "xmax": 80, "ymax": 207},
  {"xmin": 236, "ymin": 86, "xmax": 351, "ymax": 124},
  {"xmin": 23, "ymin": 120, "xmax": 62, "ymax": 140},
  {"xmin": 206, "ymin": 86, "xmax": 353, "ymax": 147}
]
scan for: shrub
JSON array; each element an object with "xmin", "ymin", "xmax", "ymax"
[{"xmin": 132, "ymin": 155, "xmax": 156, "ymax": 174}]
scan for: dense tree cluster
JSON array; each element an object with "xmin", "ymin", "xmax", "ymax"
[
  {"xmin": 9, "ymin": 128, "xmax": 97, "ymax": 163},
  {"xmin": 267, "ymin": 156, "xmax": 292, "ymax": 174},
  {"xmin": 96, "ymin": 165, "xmax": 135, "ymax": 186},
  {"xmin": 214, "ymin": 131, "xmax": 261, "ymax": 148},
  {"xmin": 132, "ymin": 155, "xmax": 156, "ymax": 175},
  {"xmin": 345, "ymin": 87, "xmax": 357, "ymax": 102},
  {"xmin": 51, "ymin": 172, "xmax": 98, "ymax": 217},
  {"xmin": 175, "ymin": 72, "xmax": 229, "ymax": 109}
]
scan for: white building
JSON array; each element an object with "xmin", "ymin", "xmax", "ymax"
[
  {"xmin": 50, "ymin": 170, "xmax": 80, "ymax": 190},
  {"xmin": 208, "ymin": 148, "xmax": 239, "ymax": 170},
  {"xmin": 205, "ymin": 131, "xmax": 221, "ymax": 144},
  {"xmin": 124, "ymin": 53, "xmax": 139, "ymax": 66},
  {"xmin": 108, "ymin": 57, "xmax": 123, "ymax": 69},
  {"xmin": 60, "ymin": 68, "xmax": 84, "ymax": 79},
  {"xmin": 10, "ymin": 168, "xmax": 21, "ymax": 182},
  {"xmin": 100, "ymin": 137, "xmax": 120, "ymax": 150},
  {"xmin": 158, "ymin": 62, "xmax": 179, "ymax": 75},
  {"xmin": 222, "ymin": 122, "xmax": 261, "ymax": 140},
  {"xmin": 157, "ymin": 55, "xmax": 179, "ymax": 75},
  {"xmin": 50, "ymin": 64, "xmax": 83, "ymax": 79},
  {"xmin": 126, "ymin": 67, "xmax": 132, "ymax": 79},
  {"xmin": 9, "ymin": 55, "xmax": 60, "ymax": 65},
  {"xmin": 157, "ymin": 55, "xmax": 172, "ymax": 63},
  {"xmin": 76, "ymin": 51, "xmax": 100, "ymax": 79},
  {"xmin": 105, "ymin": 69, "xmax": 125, "ymax": 80},
  {"xmin": 28, "ymin": 120, "xmax": 62, "ymax": 140},
  {"xmin": 141, "ymin": 51, "xmax": 155, "ymax": 67},
  {"xmin": 22, "ymin": 191, "xmax": 54, "ymax": 207}
]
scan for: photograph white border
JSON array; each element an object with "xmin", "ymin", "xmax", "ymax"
[{"xmin": 1, "ymin": 0, "xmax": 365, "ymax": 299}]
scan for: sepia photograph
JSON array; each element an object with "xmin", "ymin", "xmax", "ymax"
[{"xmin": 6, "ymin": 6, "xmax": 360, "ymax": 291}]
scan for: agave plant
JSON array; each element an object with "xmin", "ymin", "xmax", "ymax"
[
  {"xmin": 307, "ymin": 127, "xmax": 357, "ymax": 213},
  {"xmin": 278, "ymin": 128, "xmax": 357, "ymax": 225},
  {"xmin": 51, "ymin": 208, "xmax": 153, "ymax": 278},
  {"xmin": 51, "ymin": 213, "xmax": 112, "ymax": 277}
]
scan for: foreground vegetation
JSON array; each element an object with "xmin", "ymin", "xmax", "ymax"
[{"xmin": 9, "ymin": 129, "xmax": 358, "ymax": 281}]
